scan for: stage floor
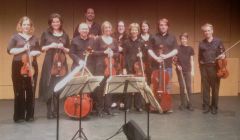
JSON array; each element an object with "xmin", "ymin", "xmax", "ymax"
[{"xmin": 0, "ymin": 94, "xmax": 240, "ymax": 140}]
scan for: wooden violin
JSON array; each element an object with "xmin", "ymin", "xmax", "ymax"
[
  {"xmin": 51, "ymin": 38, "xmax": 67, "ymax": 77},
  {"xmin": 20, "ymin": 41, "xmax": 35, "ymax": 78},
  {"xmin": 104, "ymin": 47, "xmax": 116, "ymax": 77},
  {"xmin": 133, "ymin": 47, "xmax": 145, "ymax": 76}
]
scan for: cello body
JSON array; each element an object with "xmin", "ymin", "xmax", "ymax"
[{"xmin": 64, "ymin": 94, "xmax": 92, "ymax": 119}]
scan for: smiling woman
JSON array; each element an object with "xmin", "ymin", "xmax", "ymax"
[{"xmin": 7, "ymin": 16, "xmax": 41, "ymax": 123}]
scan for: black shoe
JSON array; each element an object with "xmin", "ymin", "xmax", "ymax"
[
  {"xmin": 186, "ymin": 105, "xmax": 194, "ymax": 111},
  {"xmin": 178, "ymin": 105, "xmax": 185, "ymax": 111},
  {"xmin": 97, "ymin": 112, "xmax": 103, "ymax": 118},
  {"xmin": 14, "ymin": 119, "xmax": 25, "ymax": 123},
  {"xmin": 25, "ymin": 117, "xmax": 34, "ymax": 122},
  {"xmin": 211, "ymin": 108, "xmax": 218, "ymax": 115},
  {"xmin": 203, "ymin": 108, "xmax": 210, "ymax": 114}
]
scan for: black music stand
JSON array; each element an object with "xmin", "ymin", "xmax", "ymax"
[
  {"xmin": 104, "ymin": 75, "xmax": 162, "ymax": 140},
  {"xmin": 59, "ymin": 75, "xmax": 104, "ymax": 140}
]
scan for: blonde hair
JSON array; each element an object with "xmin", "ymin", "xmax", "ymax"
[
  {"xmin": 16, "ymin": 16, "xmax": 35, "ymax": 35},
  {"xmin": 101, "ymin": 21, "xmax": 112, "ymax": 34},
  {"xmin": 201, "ymin": 23, "xmax": 213, "ymax": 31},
  {"xmin": 129, "ymin": 23, "xmax": 140, "ymax": 33}
]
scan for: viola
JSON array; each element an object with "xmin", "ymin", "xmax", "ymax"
[
  {"xmin": 51, "ymin": 39, "xmax": 67, "ymax": 77},
  {"xmin": 150, "ymin": 45, "xmax": 172, "ymax": 112},
  {"xmin": 104, "ymin": 47, "xmax": 116, "ymax": 77}
]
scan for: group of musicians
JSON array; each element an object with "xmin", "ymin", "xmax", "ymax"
[{"xmin": 7, "ymin": 8, "xmax": 225, "ymax": 123}]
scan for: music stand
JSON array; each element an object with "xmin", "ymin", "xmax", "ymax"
[
  {"xmin": 60, "ymin": 75, "xmax": 104, "ymax": 140},
  {"xmin": 104, "ymin": 75, "xmax": 162, "ymax": 140}
]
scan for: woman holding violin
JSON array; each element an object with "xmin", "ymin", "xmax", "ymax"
[
  {"xmin": 93, "ymin": 21, "xmax": 119, "ymax": 116},
  {"xmin": 139, "ymin": 20, "xmax": 153, "ymax": 85},
  {"xmin": 122, "ymin": 23, "xmax": 145, "ymax": 112},
  {"xmin": 39, "ymin": 13, "xmax": 70, "ymax": 119},
  {"xmin": 199, "ymin": 23, "xmax": 225, "ymax": 115},
  {"xmin": 7, "ymin": 16, "xmax": 41, "ymax": 122}
]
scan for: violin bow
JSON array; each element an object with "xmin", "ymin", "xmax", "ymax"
[
  {"xmin": 216, "ymin": 40, "xmax": 240, "ymax": 59},
  {"xmin": 138, "ymin": 47, "xmax": 145, "ymax": 77}
]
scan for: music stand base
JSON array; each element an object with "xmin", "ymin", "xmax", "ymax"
[{"xmin": 71, "ymin": 128, "xmax": 88, "ymax": 140}]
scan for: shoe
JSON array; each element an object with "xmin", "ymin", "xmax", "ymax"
[
  {"xmin": 211, "ymin": 108, "xmax": 218, "ymax": 115},
  {"xmin": 25, "ymin": 117, "xmax": 34, "ymax": 122},
  {"xmin": 14, "ymin": 119, "xmax": 25, "ymax": 123},
  {"xmin": 203, "ymin": 108, "xmax": 210, "ymax": 114},
  {"xmin": 167, "ymin": 109, "xmax": 173, "ymax": 113},
  {"xmin": 178, "ymin": 105, "xmax": 184, "ymax": 110},
  {"xmin": 111, "ymin": 102, "xmax": 117, "ymax": 108},
  {"xmin": 136, "ymin": 108, "xmax": 143, "ymax": 112},
  {"xmin": 186, "ymin": 105, "xmax": 194, "ymax": 111},
  {"xmin": 97, "ymin": 112, "xmax": 103, "ymax": 118},
  {"xmin": 47, "ymin": 113, "xmax": 54, "ymax": 119}
]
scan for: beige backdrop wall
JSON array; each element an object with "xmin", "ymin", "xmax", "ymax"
[{"xmin": 0, "ymin": 0, "xmax": 240, "ymax": 99}]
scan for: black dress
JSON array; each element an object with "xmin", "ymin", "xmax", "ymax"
[
  {"xmin": 92, "ymin": 36, "xmax": 119, "ymax": 114},
  {"xmin": 39, "ymin": 30, "xmax": 70, "ymax": 118},
  {"xmin": 7, "ymin": 33, "xmax": 40, "ymax": 122}
]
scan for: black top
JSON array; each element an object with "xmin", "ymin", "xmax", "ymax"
[
  {"xmin": 176, "ymin": 45, "xmax": 194, "ymax": 72},
  {"xmin": 69, "ymin": 36, "xmax": 95, "ymax": 70},
  {"xmin": 93, "ymin": 37, "xmax": 119, "ymax": 75},
  {"xmin": 149, "ymin": 33, "xmax": 178, "ymax": 69},
  {"xmin": 73, "ymin": 22, "xmax": 101, "ymax": 38},
  {"xmin": 123, "ymin": 38, "xmax": 145, "ymax": 74},
  {"xmin": 7, "ymin": 34, "xmax": 40, "ymax": 61},
  {"xmin": 198, "ymin": 37, "xmax": 225, "ymax": 64}
]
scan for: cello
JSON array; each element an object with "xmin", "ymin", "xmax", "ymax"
[
  {"xmin": 64, "ymin": 47, "xmax": 93, "ymax": 119},
  {"xmin": 151, "ymin": 45, "xmax": 172, "ymax": 112}
]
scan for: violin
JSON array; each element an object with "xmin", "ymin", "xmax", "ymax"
[
  {"xmin": 51, "ymin": 39, "xmax": 67, "ymax": 77},
  {"xmin": 104, "ymin": 47, "xmax": 116, "ymax": 77},
  {"xmin": 150, "ymin": 45, "xmax": 172, "ymax": 112},
  {"xmin": 216, "ymin": 58, "xmax": 229, "ymax": 79},
  {"xmin": 20, "ymin": 41, "xmax": 35, "ymax": 77},
  {"xmin": 134, "ymin": 47, "xmax": 145, "ymax": 76}
]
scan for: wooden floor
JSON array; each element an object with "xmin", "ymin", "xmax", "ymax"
[{"xmin": 0, "ymin": 94, "xmax": 240, "ymax": 140}]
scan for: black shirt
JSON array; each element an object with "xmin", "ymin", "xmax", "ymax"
[
  {"xmin": 123, "ymin": 38, "xmax": 145, "ymax": 74},
  {"xmin": 73, "ymin": 22, "xmax": 101, "ymax": 38},
  {"xmin": 7, "ymin": 34, "xmax": 40, "ymax": 61},
  {"xmin": 198, "ymin": 37, "xmax": 225, "ymax": 64},
  {"xmin": 176, "ymin": 45, "xmax": 194, "ymax": 72},
  {"xmin": 69, "ymin": 36, "xmax": 95, "ymax": 69},
  {"xmin": 149, "ymin": 33, "xmax": 178, "ymax": 69}
]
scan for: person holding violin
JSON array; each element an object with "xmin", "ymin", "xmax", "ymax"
[
  {"xmin": 139, "ymin": 20, "xmax": 153, "ymax": 85},
  {"xmin": 111, "ymin": 20, "xmax": 128, "ymax": 109},
  {"xmin": 92, "ymin": 21, "xmax": 119, "ymax": 116},
  {"xmin": 39, "ymin": 13, "xmax": 70, "ymax": 119},
  {"xmin": 70, "ymin": 22, "xmax": 95, "ymax": 71},
  {"xmin": 199, "ymin": 23, "xmax": 225, "ymax": 115},
  {"xmin": 7, "ymin": 16, "xmax": 41, "ymax": 122},
  {"xmin": 148, "ymin": 18, "xmax": 178, "ymax": 113},
  {"xmin": 122, "ymin": 23, "xmax": 145, "ymax": 112},
  {"xmin": 174, "ymin": 33, "xmax": 194, "ymax": 111}
]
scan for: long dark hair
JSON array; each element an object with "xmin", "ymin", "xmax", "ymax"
[{"xmin": 48, "ymin": 13, "xmax": 63, "ymax": 33}]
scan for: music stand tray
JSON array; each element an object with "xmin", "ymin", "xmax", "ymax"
[{"xmin": 60, "ymin": 75, "xmax": 104, "ymax": 140}]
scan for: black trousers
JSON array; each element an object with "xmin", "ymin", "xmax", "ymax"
[
  {"xmin": 176, "ymin": 70, "xmax": 192, "ymax": 106},
  {"xmin": 92, "ymin": 77, "xmax": 112, "ymax": 113},
  {"xmin": 124, "ymin": 93, "xmax": 143, "ymax": 110},
  {"xmin": 12, "ymin": 61, "xmax": 36, "ymax": 121},
  {"xmin": 200, "ymin": 64, "xmax": 220, "ymax": 110}
]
